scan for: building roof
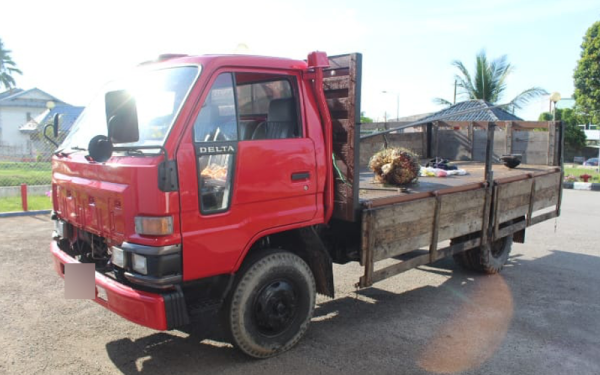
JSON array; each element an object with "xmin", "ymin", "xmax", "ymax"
[
  {"xmin": 0, "ymin": 88, "xmax": 67, "ymax": 108},
  {"xmin": 421, "ymin": 100, "xmax": 523, "ymax": 123},
  {"xmin": 19, "ymin": 104, "xmax": 84, "ymax": 133}
]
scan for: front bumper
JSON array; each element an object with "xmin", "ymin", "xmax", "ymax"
[{"xmin": 50, "ymin": 241, "xmax": 188, "ymax": 330}]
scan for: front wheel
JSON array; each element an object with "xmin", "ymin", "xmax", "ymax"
[{"xmin": 226, "ymin": 250, "xmax": 316, "ymax": 358}]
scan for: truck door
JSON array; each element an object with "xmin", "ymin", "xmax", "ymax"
[{"xmin": 178, "ymin": 70, "xmax": 318, "ymax": 281}]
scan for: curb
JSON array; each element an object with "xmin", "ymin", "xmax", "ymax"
[
  {"xmin": 562, "ymin": 182, "xmax": 600, "ymax": 191},
  {"xmin": 0, "ymin": 210, "xmax": 52, "ymax": 218}
]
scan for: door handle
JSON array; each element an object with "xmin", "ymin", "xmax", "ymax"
[{"xmin": 291, "ymin": 172, "xmax": 310, "ymax": 181}]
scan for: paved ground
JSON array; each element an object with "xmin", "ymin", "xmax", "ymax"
[{"xmin": 1, "ymin": 189, "xmax": 599, "ymax": 375}]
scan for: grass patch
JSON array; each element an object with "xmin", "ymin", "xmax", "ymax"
[
  {"xmin": 0, "ymin": 195, "xmax": 52, "ymax": 213},
  {"xmin": 563, "ymin": 166, "xmax": 600, "ymax": 183},
  {"xmin": 0, "ymin": 162, "xmax": 52, "ymax": 186}
]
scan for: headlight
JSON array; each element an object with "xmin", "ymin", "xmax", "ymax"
[
  {"xmin": 135, "ymin": 216, "xmax": 173, "ymax": 236},
  {"xmin": 132, "ymin": 253, "xmax": 148, "ymax": 275},
  {"xmin": 111, "ymin": 247, "xmax": 125, "ymax": 268}
]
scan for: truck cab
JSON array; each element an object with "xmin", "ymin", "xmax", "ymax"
[{"xmin": 50, "ymin": 52, "xmax": 345, "ymax": 358}]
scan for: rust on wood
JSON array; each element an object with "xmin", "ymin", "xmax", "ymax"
[
  {"xmin": 429, "ymin": 194, "xmax": 442, "ymax": 262},
  {"xmin": 327, "ymin": 53, "xmax": 362, "ymax": 222}
]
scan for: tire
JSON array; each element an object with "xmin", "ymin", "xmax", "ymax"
[
  {"xmin": 226, "ymin": 250, "xmax": 316, "ymax": 358},
  {"xmin": 452, "ymin": 235, "xmax": 513, "ymax": 274}
]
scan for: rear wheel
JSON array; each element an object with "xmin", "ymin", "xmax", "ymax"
[
  {"xmin": 226, "ymin": 250, "xmax": 316, "ymax": 358},
  {"xmin": 452, "ymin": 235, "xmax": 513, "ymax": 274}
]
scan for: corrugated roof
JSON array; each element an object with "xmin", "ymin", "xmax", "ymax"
[
  {"xmin": 19, "ymin": 105, "xmax": 84, "ymax": 133},
  {"xmin": 0, "ymin": 88, "xmax": 67, "ymax": 108},
  {"xmin": 421, "ymin": 100, "xmax": 523, "ymax": 122}
]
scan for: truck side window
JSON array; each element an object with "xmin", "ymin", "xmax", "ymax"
[
  {"xmin": 194, "ymin": 73, "xmax": 238, "ymax": 142},
  {"xmin": 194, "ymin": 73, "xmax": 238, "ymax": 214},
  {"xmin": 235, "ymin": 75, "xmax": 300, "ymax": 140}
]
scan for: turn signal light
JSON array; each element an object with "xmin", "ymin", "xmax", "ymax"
[{"xmin": 134, "ymin": 216, "xmax": 173, "ymax": 236}]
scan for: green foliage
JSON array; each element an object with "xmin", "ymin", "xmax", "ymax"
[
  {"xmin": 0, "ymin": 195, "xmax": 52, "ymax": 213},
  {"xmin": 574, "ymin": 21, "xmax": 600, "ymax": 125},
  {"xmin": 0, "ymin": 162, "xmax": 52, "ymax": 187},
  {"xmin": 434, "ymin": 50, "xmax": 548, "ymax": 110},
  {"xmin": 563, "ymin": 167, "xmax": 600, "ymax": 183},
  {"xmin": 538, "ymin": 108, "xmax": 587, "ymax": 157},
  {"xmin": 360, "ymin": 111, "xmax": 373, "ymax": 123},
  {"xmin": 0, "ymin": 38, "xmax": 22, "ymax": 90}
]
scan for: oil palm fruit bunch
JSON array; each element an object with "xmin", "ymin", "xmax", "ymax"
[{"xmin": 369, "ymin": 147, "xmax": 420, "ymax": 185}]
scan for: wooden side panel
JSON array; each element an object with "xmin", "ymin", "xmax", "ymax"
[
  {"xmin": 325, "ymin": 53, "xmax": 362, "ymax": 221},
  {"xmin": 532, "ymin": 173, "xmax": 560, "ymax": 211},
  {"xmin": 496, "ymin": 179, "xmax": 533, "ymax": 223},
  {"xmin": 437, "ymin": 189, "xmax": 486, "ymax": 240},
  {"xmin": 365, "ymin": 189, "xmax": 486, "ymax": 262},
  {"xmin": 512, "ymin": 131, "xmax": 550, "ymax": 165},
  {"xmin": 369, "ymin": 198, "xmax": 436, "ymax": 261}
]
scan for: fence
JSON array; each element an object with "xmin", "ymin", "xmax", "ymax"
[{"xmin": 0, "ymin": 137, "xmax": 55, "ymax": 213}]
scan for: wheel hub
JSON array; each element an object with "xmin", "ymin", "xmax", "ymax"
[{"xmin": 253, "ymin": 280, "xmax": 298, "ymax": 336}]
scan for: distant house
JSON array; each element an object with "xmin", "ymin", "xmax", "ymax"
[
  {"xmin": 0, "ymin": 88, "xmax": 75, "ymax": 158},
  {"xmin": 19, "ymin": 104, "xmax": 84, "ymax": 134},
  {"xmin": 420, "ymin": 99, "xmax": 523, "ymax": 123}
]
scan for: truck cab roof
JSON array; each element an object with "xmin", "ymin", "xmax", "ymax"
[{"xmin": 143, "ymin": 54, "xmax": 309, "ymax": 71}]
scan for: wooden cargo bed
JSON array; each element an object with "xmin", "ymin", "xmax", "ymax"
[
  {"xmin": 357, "ymin": 160, "xmax": 563, "ymax": 288},
  {"xmin": 358, "ymin": 162, "xmax": 560, "ymax": 205}
]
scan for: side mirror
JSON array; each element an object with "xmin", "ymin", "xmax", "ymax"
[
  {"xmin": 105, "ymin": 90, "xmax": 139, "ymax": 144},
  {"xmin": 52, "ymin": 113, "xmax": 60, "ymax": 138},
  {"xmin": 44, "ymin": 113, "xmax": 62, "ymax": 148}
]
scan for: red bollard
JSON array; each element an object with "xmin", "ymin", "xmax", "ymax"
[{"xmin": 21, "ymin": 183, "xmax": 28, "ymax": 211}]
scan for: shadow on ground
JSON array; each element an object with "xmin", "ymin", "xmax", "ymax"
[{"xmin": 105, "ymin": 250, "xmax": 600, "ymax": 375}]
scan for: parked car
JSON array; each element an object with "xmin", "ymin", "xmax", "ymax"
[{"xmin": 583, "ymin": 157, "xmax": 599, "ymax": 166}]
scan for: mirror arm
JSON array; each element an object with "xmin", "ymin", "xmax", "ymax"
[{"xmin": 43, "ymin": 124, "xmax": 59, "ymax": 148}]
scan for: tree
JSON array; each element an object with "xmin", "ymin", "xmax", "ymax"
[
  {"xmin": 0, "ymin": 38, "xmax": 22, "ymax": 90},
  {"xmin": 574, "ymin": 21, "xmax": 600, "ymax": 125},
  {"xmin": 360, "ymin": 111, "xmax": 373, "ymax": 124},
  {"xmin": 538, "ymin": 108, "xmax": 587, "ymax": 159},
  {"xmin": 434, "ymin": 50, "xmax": 547, "ymax": 111}
]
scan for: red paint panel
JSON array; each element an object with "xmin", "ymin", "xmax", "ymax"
[
  {"xmin": 179, "ymin": 138, "xmax": 320, "ymax": 281},
  {"xmin": 52, "ymin": 154, "xmax": 181, "ymax": 247},
  {"xmin": 51, "ymin": 242, "xmax": 167, "ymax": 331},
  {"xmin": 234, "ymin": 139, "xmax": 317, "ymax": 204}
]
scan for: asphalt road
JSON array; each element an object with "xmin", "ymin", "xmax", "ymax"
[{"xmin": 1, "ymin": 189, "xmax": 599, "ymax": 375}]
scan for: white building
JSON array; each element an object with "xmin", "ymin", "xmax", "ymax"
[{"xmin": 0, "ymin": 88, "xmax": 66, "ymax": 158}]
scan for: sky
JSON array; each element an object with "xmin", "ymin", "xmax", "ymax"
[{"xmin": 1, "ymin": 0, "xmax": 599, "ymax": 121}]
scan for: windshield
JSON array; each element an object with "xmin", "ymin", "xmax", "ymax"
[{"xmin": 60, "ymin": 66, "xmax": 200, "ymax": 151}]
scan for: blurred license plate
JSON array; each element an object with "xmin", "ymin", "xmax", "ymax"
[{"xmin": 96, "ymin": 286, "xmax": 108, "ymax": 301}]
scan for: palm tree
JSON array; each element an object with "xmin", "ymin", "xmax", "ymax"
[
  {"xmin": 0, "ymin": 38, "xmax": 22, "ymax": 90},
  {"xmin": 434, "ymin": 50, "xmax": 547, "ymax": 111}
]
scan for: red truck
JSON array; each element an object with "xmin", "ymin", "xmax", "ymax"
[{"xmin": 49, "ymin": 52, "xmax": 563, "ymax": 358}]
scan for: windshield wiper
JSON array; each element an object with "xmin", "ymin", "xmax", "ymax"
[{"xmin": 55, "ymin": 146, "xmax": 87, "ymax": 157}]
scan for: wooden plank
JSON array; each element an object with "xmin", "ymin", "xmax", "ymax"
[
  {"xmin": 374, "ymin": 217, "xmax": 433, "ymax": 244},
  {"xmin": 369, "ymin": 237, "xmax": 482, "ymax": 284},
  {"xmin": 548, "ymin": 122, "xmax": 556, "ymax": 165},
  {"xmin": 372, "ymin": 232, "xmax": 432, "ymax": 261},
  {"xmin": 468, "ymin": 123, "xmax": 474, "ymax": 160},
  {"xmin": 323, "ymin": 76, "xmax": 350, "ymax": 91},
  {"xmin": 330, "ymin": 53, "xmax": 361, "ymax": 222},
  {"xmin": 498, "ymin": 205, "xmax": 530, "ymax": 224},
  {"xmin": 532, "ymin": 188, "xmax": 559, "ymax": 211},
  {"xmin": 498, "ymin": 179, "xmax": 533, "ymax": 200},
  {"xmin": 371, "ymin": 196, "xmax": 436, "ymax": 222},
  {"xmin": 326, "ymin": 97, "xmax": 350, "ymax": 112},
  {"xmin": 505, "ymin": 122, "xmax": 513, "ymax": 155},
  {"xmin": 534, "ymin": 173, "xmax": 561, "ymax": 190},
  {"xmin": 530, "ymin": 210, "xmax": 557, "ymax": 225},
  {"xmin": 429, "ymin": 195, "xmax": 442, "ymax": 262},
  {"xmin": 437, "ymin": 189, "xmax": 486, "ymax": 240},
  {"xmin": 359, "ymin": 210, "xmax": 375, "ymax": 287},
  {"xmin": 497, "ymin": 220, "xmax": 527, "ymax": 238}
]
